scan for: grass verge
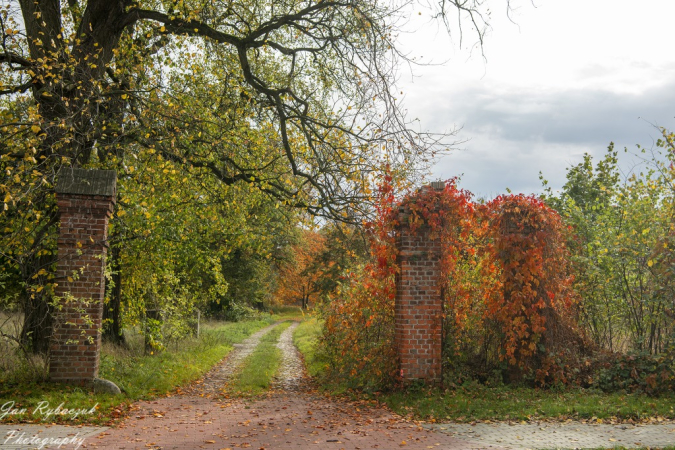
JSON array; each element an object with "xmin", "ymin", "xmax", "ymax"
[
  {"xmin": 292, "ymin": 317, "xmax": 325, "ymax": 378},
  {"xmin": 0, "ymin": 317, "xmax": 275, "ymax": 425},
  {"xmin": 381, "ymin": 383, "xmax": 675, "ymax": 423},
  {"xmin": 228, "ymin": 321, "xmax": 292, "ymax": 396}
]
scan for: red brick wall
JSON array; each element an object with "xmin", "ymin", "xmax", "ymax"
[
  {"xmin": 394, "ymin": 186, "xmax": 443, "ymax": 383},
  {"xmin": 49, "ymin": 193, "xmax": 114, "ymax": 383}
]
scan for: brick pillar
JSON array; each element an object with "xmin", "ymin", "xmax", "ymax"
[
  {"xmin": 394, "ymin": 182, "xmax": 444, "ymax": 384},
  {"xmin": 49, "ymin": 168, "xmax": 116, "ymax": 384}
]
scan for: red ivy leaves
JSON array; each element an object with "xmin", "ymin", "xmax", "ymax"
[
  {"xmin": 323, "ymin": 181, "xmax": 580, "ymax": 388},
  {"xmin": 486, "ymin": 195, "xmax": 578, "ymax": 376},
  {"xmin": 321, "ymin": 172, "xmax": 400, "ymax": 387}
]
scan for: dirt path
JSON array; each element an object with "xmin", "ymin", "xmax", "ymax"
[
  {"xmin": 87, "ymin": 388, "xmax": 475, "ymax": 450},
  {"xmin": 272, "ymin": 321, "xmax": 305, "ymax": 391},
  {"xmin": 188, "ymin": 322, "xmax": 281, "ymax": 397},
  {"xmin": 86, "ymin": 320, "xmax": 480, "ymax": 449}
]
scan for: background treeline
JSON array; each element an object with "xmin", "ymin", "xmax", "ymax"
[{"xmin": 542, "ymin": 140, "xmax": 675, "ymax": 355}]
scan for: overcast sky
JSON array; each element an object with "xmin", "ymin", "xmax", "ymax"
[{"xmin": 397, "ymin": 0, "xmax": 675, "ymax": 198}]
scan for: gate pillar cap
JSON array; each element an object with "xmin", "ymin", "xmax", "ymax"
[
  {"xmin": 56, "ymin": 168, "xmax": 117, "ymax": 197},
  {"xmin": 430, "ymin": 181, "xmax": 445, "ymax": 191}
]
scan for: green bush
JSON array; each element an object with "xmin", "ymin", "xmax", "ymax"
[{"xmin": 593, "ymin": 351, "xmax": 675, "ymax": 395}]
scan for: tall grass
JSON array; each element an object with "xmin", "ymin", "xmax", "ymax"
[
  {"xmin": 0, "ymin": 311, "xmax": 49, "ymax": 384},
  {"xmin": 268, "ymin": 304, "xmax": 306, "ymax": 320},
  {"xmin": 99, "ymin": 318, "xmax": 276, "ymax": 397}
]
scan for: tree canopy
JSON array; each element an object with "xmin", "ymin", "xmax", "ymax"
[
  {"xmin": 0, "ymin": 0, "xmax": 487, "ymax": 218},
  {"xmin": 0, "ymin": 0, "xmax": 510, "ymax": 352}
]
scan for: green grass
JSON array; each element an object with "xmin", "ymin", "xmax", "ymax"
[
  {"xmin": 292, "ymin": 317, "xmax": 325, "ymax": 378},
  {"xmin": 228, "ymin": 321, "xmax": 292, "ymax": 395},
  {"xmin": 381, "ymin": 383, "xmax": 675, "ymax": 423},
  {"xmin": 0, "ymin": 317, "xmax": 275, "ymax": 425}
]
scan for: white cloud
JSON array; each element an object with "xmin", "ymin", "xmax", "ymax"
[{"xmin": 396, "ymin": 0, "xmax": 675, "ymax": 197}]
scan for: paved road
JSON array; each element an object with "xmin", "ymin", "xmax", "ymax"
[
  {"xmin": 427, "ymin": 421, "xmax": 675, "ymax": 449},
  {"xmin": 86, "ymin": 321, "xmax": 476, "ymax": 450},
  {"xmin": 4, "ymin": 418, "xmax": 675, "ymax": 449}
]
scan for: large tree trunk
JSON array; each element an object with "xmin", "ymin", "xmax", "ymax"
[
  {"xmin": 20, "ymin": 292, "xmax": 52, "ymax": 354},
  {"xmin": 103, "ymin": 244, "xmax": 125, "ymax": 345},
  {"xmin": 14, "ymin": 1, "xmax": 132, "ymax": 352},
  {"xmin": 301, "ymin": 285, "xmax": 309, "ymax": 310},
  {"xmin": 19, "ymin": 216, "xmax": 58, "ymax": 354}
]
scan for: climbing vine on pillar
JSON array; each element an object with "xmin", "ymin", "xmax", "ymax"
[
  {"xmin": 486, "ymin": 195, "xmax": 583, "ymax": 383},
  {"xmin": 321, "ymin": 180, "xmax": 586, "ymax": 389},
  {"xmin": 399, "ymin": 182, "xmax": 493, "ymax": 371}
]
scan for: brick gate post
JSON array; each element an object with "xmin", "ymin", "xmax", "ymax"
[
  {"xmin": 394, "ymin": 182, "xmax": 444, "ymax": 384},
  {"xmin": 49, "ymin": 168, "xmax": 116, "ymax": 384}
]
